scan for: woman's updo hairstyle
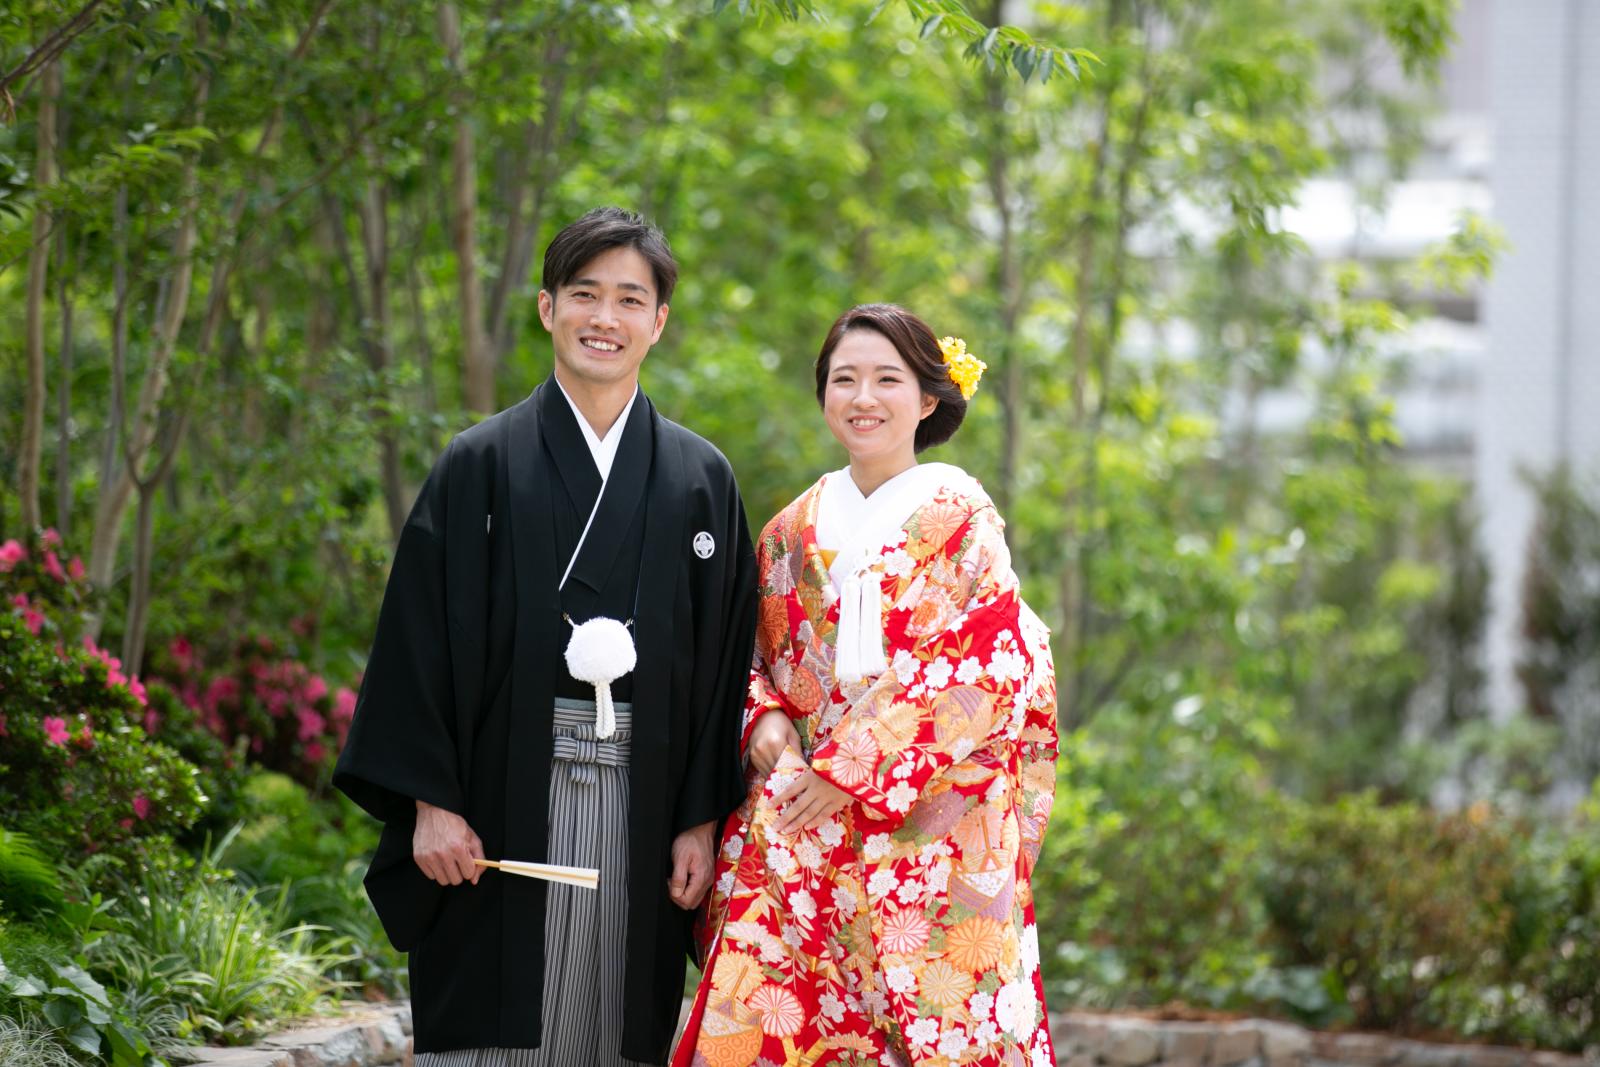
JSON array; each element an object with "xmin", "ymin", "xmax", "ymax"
[{"xmin": 813, "ymin": 303, "xmax": 967, "ymax": 452}]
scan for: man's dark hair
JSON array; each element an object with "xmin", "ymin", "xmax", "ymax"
[
  {"xmin": 540, "ymin": 207, "xmax": 678, "ymax": 306},
  {"xmin": 813, "ymin": 303, "xmax": 967, "ymax": 453}
]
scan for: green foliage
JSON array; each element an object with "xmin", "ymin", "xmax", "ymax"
[
  {"xmin": 0, "ymin": 829, "xmax": 65, "ymax": 922},
  {"xmin": 1262, "ymin": 794, "xmax": 1516, "ymax": 1031},
  {"xmin": 0, "ymin": 1018, "xmax": 77, "ymax": 1067},
  {"xmin": 1517, "ymin": 465, "xmax": 1600, "ymax": 780},
  {"xmin": 0, "ymin": 612, "xmax": 206, "ymax": 871},
  {"xmin": 218, "ymin": 773, "xmax": 403, "ymax": 996},
  {"xmin": 87, "ymin": 860, "xmax": 351, "ymax": 1047},
  {"xmin": 0, "ymin": 946, "xmax": 167, "ymax": 1067}
]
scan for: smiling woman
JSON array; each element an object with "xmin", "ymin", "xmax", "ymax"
[{"xmin": 673, "ymin": 304, "xmax": 1058, "ymax": 1067}]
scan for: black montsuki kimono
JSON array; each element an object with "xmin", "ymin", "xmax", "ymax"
[{"xmin": 333, "ymin": 379, "xmax": 758, "ymax": 1061}]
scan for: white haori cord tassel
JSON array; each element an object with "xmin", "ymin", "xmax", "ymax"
[
  {"xmin": 563, "ymin": 616, "xmax": 636, "ymax": 740},
  {"xmin": 835, "ymin": 572, "xmax": 888, "ymax": 684}
]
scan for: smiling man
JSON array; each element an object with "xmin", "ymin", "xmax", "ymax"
[{"xmin": 334, "ymin": 208, "xmax": 758, "ymax": 1066}]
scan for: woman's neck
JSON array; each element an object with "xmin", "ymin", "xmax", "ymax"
[{"xmin": 847, "ymin": 452, "xmax": 917, "ymax": 498}]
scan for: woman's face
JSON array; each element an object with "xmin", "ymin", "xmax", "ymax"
[{"xmin": 822, "ymin": 330, "xmax": 937, "ymax": 466}]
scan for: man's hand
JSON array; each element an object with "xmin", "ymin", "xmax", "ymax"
[
  {"xmin": 773, "ymin": 769, "xmax": 851, "ymax": 834},
  {"xmin": 668, "ymin": 820, "xmax": 718, "ymax": 910},
  {"xmin": 413, "ymin": 799, "xmax": 485, "ymax": 887},
  {"xmin": 746, "ymin": 710, "xmax": 803, "ymax": 778}
]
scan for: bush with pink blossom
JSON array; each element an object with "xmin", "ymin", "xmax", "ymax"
[
  {"xmin": 143, "ymin": 628, "xmax": 359, "ymax": 789},
  {"xmin": 0, "ymin": 531, "xmax": 215, "ymax": 867}
]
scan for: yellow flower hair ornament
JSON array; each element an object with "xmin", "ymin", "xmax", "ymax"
[{"xmin": 938, "ymin": 336, "xmax": 987, "ymax": 400}]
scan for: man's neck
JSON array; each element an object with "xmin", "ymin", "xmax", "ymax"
[{"xmin": 553, "ymin": 368, "xmax": 637, "ymax": 439}]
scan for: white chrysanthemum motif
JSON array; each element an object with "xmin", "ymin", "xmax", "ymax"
[
  {"xmin": 885, "ymin": 965, "xmax": 917, "ymax": 994},
  {"xmin": 993, "ymin": 980, "xmax": 1036, "ymax": 1040},
  {"xmin": 969, "ymin": 990, "xmax": 995, "ymax": 1020},
  {"xmin": 790, "ymin": 889, "xmax": 818, "ymax": 920},
  {"xmin": 938, "ymin": 1028, "xmax": 971, "ymax": 1058},
  {"xmin": 989, "ymin": 648, "xmax": 1027, "ymax": 685},
  {"xmin": 1021, "ymin": 923, "xmax": 1041, "ymax": 976},
  {"xmin": 906, "ymin": 1017, "xmax": 940, "ymax": 1048},
  {"xmin": 832, "ymin": 884, "xmax": 860, "ymax": 915},
  {"xmin": 883, "ymin": 549, "xmax": 915, "ymax": 577},
  {"xmin": 766, "ymin": 845, "xmax": 796, "ymax": 878},
  {"xmin": 886, "ymin": 782, "xmax": 918, "ymax": 813}
]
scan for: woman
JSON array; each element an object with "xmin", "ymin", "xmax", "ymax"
[{"xmin": 673, "ymin": 304, "xmax": 1059, "ymax": 1067}]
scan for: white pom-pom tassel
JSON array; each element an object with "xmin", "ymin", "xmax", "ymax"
[{"xmin": 563, "ymin": 617, "xmax": 637, "ymax": 740}]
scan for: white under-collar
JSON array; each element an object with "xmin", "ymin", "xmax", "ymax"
[{"xmin": 555, "ymin": 378, "xmax": 637, "ymax": 483}]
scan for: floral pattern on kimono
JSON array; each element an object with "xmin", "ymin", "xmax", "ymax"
[{"xmin": 674, "ymin": 472, "xmax": 1059, "ymax": 1067}]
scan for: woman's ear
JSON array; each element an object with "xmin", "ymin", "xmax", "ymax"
[{"xmin": 920, "ymin": 392, "xmax": 939, "ymax": 420}]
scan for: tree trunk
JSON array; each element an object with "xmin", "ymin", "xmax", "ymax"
[
  {"xmin": 983, "ymin": 2, "xmax": 1023, "ymax": 516},
  {"xmin": 55, "ymin": 221, "xmax": 74, "ymax": 539},
  {"xmin": 17, "ymin": 60, "xmax": 60, "ymax": 534},
  {"xmin": 439, "ymin": 2, "xmax": 494, "ymax": 412},
  {"xmin": 487, "ymin": 37, "xmax": 568, "ymax": 364},
  {"xmin": 357, "ymin": 167, "xmax": 408, "ymax": 540},
  {"xmin": 87, "ymin": 66, "xmax": 210, "ymax": 594}
]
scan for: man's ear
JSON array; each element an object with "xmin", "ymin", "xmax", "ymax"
[
  {"xmin": 537, "ymin": 289, "xmax": 554, "ymax": 331},
  {"xmin": 650, "ymin": 302, "xmax": 670, "ymax": 344}
]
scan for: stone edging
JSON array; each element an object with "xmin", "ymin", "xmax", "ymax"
[
  {"xmin": 179, "ymin": 1003, "xmax": 411, "ymax": 1067},
  {"xmin": 1049, "ymin": 1012, "xmax": 1596, "ymax": 1067}
]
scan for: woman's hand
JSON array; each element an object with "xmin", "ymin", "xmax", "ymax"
[
  {"xmin": 746, "ymin": 710, "xmax": 803, "ymax": 778},
  {"xmin": 773, "ymin": 770, "xmax": 851, "ymax": 834}
]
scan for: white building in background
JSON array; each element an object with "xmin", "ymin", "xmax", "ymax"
[
  {"xmin": 1477, "ymin": 0, "xmax": 1600, "ymax": 719},
  {"xmin": 1242, "ymin": 0, "xmax": 1599, "ymax": 720}
]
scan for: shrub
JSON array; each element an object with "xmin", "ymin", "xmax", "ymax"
[
  {"xmin": 1261, "ymin": 793, "xmax": 1517, "ymax": 1033},
  {"xmin": 143, "ymin": 632, "xmax": 358, "ymax": 789},
  {"xmin": 0, "ymin": 617, "xmax": 205, "ymax": 870}
]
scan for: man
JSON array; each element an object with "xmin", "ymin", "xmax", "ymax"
[{"xmin": 334, "ymin": 208, "xmax": 757, "ymax": 1065}]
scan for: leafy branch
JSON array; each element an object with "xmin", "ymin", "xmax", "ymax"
[{"xmin": 715, "ymin": 0, "xmax": 1098, "ymax": 82}]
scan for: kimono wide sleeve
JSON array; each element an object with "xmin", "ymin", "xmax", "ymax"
[
  {"xmin": 809, "ymin": 503, "xmax": 1047, "ymax": 830},
  {"xmin": 669, "ymin": 480, "xmax": 761, "ymax": 835},
  {"xmin": 333, "ymin": 438, "xmax": 488, "ymax": 948}
]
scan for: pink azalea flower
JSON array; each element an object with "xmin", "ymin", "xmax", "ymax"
[
  {"xmin": 296, "ymin": 707, "xmax": 326, "ymax": 741},
  {"xmin": 119, "ymin": 818, "xmax": 134, "ymax": 830},
  {"xmin": 304, "ymin": 741, "xmax": 326, "ymax": 764},
  {"xmin": 127, "ymin": 677, "xmax": 148, "ymax": 706},
  {"xmin": 168, "ymin": 637, "xmax": 195, "ymax": 674},
  {"xmin": 21, "ymin": 607, "xmax": 45, "ymax": 635},
  {"xmin": 74, "ymin": 725, "xmax": 94, "ymax": 749},
  {"xmin": 68, "ymin": 556, "xmax": 84, "ymax": 581},
  {"xmin": 42, "ymin": 550, "xmax": 67, "ymax": 583},
  {"xmin": 132, "ymin": 793, "xmax": 150, "ymax": 820},
  {"xmin": 305, "ymin": 674, "xmax": 329, "ymax": 703},
  {"xmin": 40, "ymin": 528, "xmax": 61, "ymax": 548},
  {"xmin": 43, "ymin": 716, "xmax": 70, "ymax": 746},
  {"xmin": 0, "ymin": 540, "xmax": 25, "ymax": 571},
  {"xmin": 333, "ymin": 687, "xmax": 358, "ymax": 721}
]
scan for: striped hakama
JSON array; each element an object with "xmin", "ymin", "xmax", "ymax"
[{"xmin": 417, "ymin": 698, "xmax": 654, "ymax": 1067}]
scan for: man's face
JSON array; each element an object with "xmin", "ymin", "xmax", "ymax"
[{"xmin": 537, "ymin": 246, "xmax": 669, "ymax": 390}]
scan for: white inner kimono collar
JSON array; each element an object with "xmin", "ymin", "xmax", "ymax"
[{"xmin": 818, "ymin": 461, "xmax": 976, "ymax": 683}]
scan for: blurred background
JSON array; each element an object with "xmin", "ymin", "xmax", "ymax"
[{"xmin": 1, "ymin": 1, "xmax": 1597, "ymax": 1063}]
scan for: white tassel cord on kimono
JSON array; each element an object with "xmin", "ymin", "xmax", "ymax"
[{"xmin": 563, "ymin": 615, "xmax": 636, "ymax": 740}]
